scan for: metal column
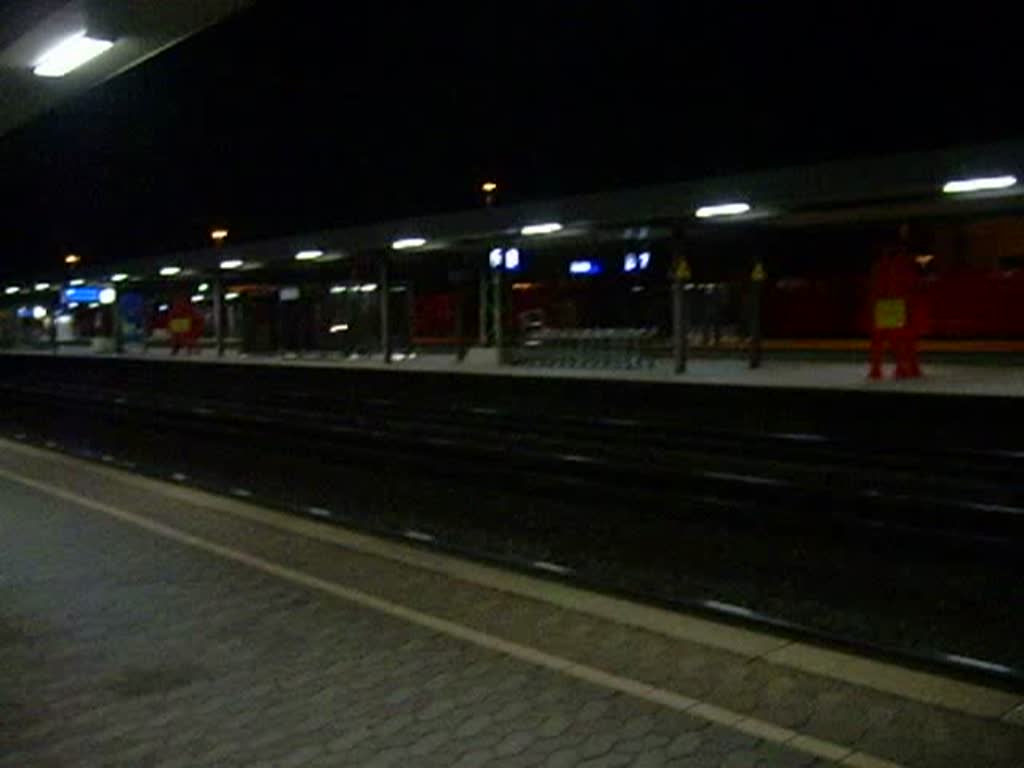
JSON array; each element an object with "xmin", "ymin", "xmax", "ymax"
[
  {"xmin": 749, "ymin": 261, "xmax": 764, "ymax": 369},
  {"xmin": 478, "ymin": 268, "xmax": 489, "ymax": 346},
  {"xmin": 491, "ymin": 263, "xmax": 503, "ymax": 364},
  {"xmin": 113, "ymin": 300, "xmax": 123, "ymax": 355},
  {"xmin": 380, "ymin": 256, "xmax": 391, "ymax": 364},
  {"xmin": 671, "ymin": 252, "xmax": 692, "ymax": 374},
  {"xmin": 213, "ymin": 276, "xmax": 225, "ymax": 357},
  {"xmin": 672, "ymin": 280, "xmax": 688, "ymax": 373}
]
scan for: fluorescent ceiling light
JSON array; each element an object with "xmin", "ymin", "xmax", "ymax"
[
  {"xmin": 110, "ymin": 273, "xmax": 128, "ymax": 282},
  {"xmin": 696, "ymin": 202, "xmax": 751, "ymax": 219},
  {"xmin": 521, "ymin": 222, "xmax": 563, "ymax": 236},
  {"xmin": 35, "ymin": 282, "xmax": 51, "ymax": 291},
  {"xmin": 225, "ymin": 292, "xmax": 240, "ymax": 301},
  {"xmin": 160, "ymin": 266, "xmax": 181, "ymax": 276},
  {"xmin": 294, "ymin": 249, "xmax": 323, "ymax": 261},
  {"xmin": 220, "ymin": 259, "xmax": 243, "ymax": 270},
  {"xmin": 191, "ymin": 294, "xmax": 204, "ymax": 303},
  {"xmin": 392, "ymin": 238, "xmax": 427, "ymax": 250},
  {"xmin": 99, "ymin": 288, "xmax": 117, "ymax": 305},
  {"xmin": 34, "ymin": 31, "xmax": 114, "ymax": 78},
  {"xmin": 942, "ymin": 175, "xmax": 1017, "ymax": 194},
  {"xmin": 69, "ymin": 279, "xmax": 85, "ymax": 286},
  {"xmin": 5, "ymin": 286, "xmax": 20, "ymax": 295}
]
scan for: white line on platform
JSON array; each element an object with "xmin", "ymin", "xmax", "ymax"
[
  {"xmin": 2, "ymin": 437, "xmax": 1021, "ymax": 725},
  {"xmin": 0, "ymin": 462, "xmax": 909, "ymax": 768}
]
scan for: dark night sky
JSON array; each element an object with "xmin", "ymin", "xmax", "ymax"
[{"xmin": 1, "ymin": 2, "xmax": 1022, "ymax": 277}]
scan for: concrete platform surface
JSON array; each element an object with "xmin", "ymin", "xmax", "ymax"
[
  {"xmin": 6, "ymin": 346, "xmax": 1024, "ymax": 398},
  {"xmin": 1, "ymin": 441, "xmax": 1022, "ymax": 767}
]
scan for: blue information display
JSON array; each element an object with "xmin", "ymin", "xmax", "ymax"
[{"xmin": 64, "ymin": 286, "xmax": 104, "ymax": 303}]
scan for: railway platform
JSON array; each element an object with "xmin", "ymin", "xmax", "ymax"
[{"xmin": 1, "ymin": 439, "xmax": 1022, "ymax": 767}]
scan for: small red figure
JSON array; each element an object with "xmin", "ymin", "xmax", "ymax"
[
  {"xmin": 167, "ymin": 295, "xmax": 204, "ymax": 355},
  {"xmin": 868, "ymin": 227, "xmax": 921, "ymax": 379}
]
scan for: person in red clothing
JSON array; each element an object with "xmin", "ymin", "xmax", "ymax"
[
  {"xmin": 868, "ymin": 226, "xmax": 922, "ymax": 379},
  {"xmin": 167, "ymin": 295, "xmax": 204, "ymax": 355}
]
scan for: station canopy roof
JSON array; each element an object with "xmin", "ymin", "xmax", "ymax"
[
  {"xmin": 0, "ymin": 0, "xmax": 252, "ymax": 138},
  {"xmin": 8, "ymin": 137, "xmax": 1015, "ymax": 289}
]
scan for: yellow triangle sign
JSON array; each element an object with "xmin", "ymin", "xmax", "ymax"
[
  {"xmin": 751, "ymin": 262, "xmax": 766, "ymax": 282},
  {"xmin": 674, "ymin": 259, "xmax": 692, "ymax": 281}
]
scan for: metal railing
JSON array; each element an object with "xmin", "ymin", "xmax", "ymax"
[{"xmin": 515, "ymin": 327, "xmax": 659, "ymax": 369}]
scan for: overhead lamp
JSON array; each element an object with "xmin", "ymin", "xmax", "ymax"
[
  {"xmin": 5, "ymin": 286, "xmax": 20, "ymax": 295},
  {"xmin": 35, "ymin": 282, "xmax": 51, "ymax": 291},
  {"xmin": 198, "ymin": 283, "xmax": 210, "ymax": 292},
  {"xmin": 69, "ymin": 279, "xmax": 85, "ymax": 286},
  {"xmin": 329, "ymin": 324, "xmax": 350, "ymax": 334},
  {"xmin": 64, "ymin": 253, "xmax": 81, "ymax": 265},
  {"xmin": 99, "ymin": 288, "xmax": 117, "ymax": 305},
  {"xmin": 32, "ymin": 306, "xmax": 47, "ymax": 320},
  {"xmin": 481, "ymin": 181, "xmax": 498, "ymax": 193},
  {"xmin": 110, "ymin": 273, "xmax": 128, "ymax": 282},
  {"xmin": 33, "ymin": 31, "xmax": 114, "ymax": 78},
  {"xmin": 392, "ymin": 238, "xmax": 427, "ymax": 250},
  {"xmin": 225, "ymin": 292, "xmax": 240, "ymax": 301},
  {"xmin": 210, "ymin": 228, "xmax": 229, "ymax": 242},
  {"xmin": 160, "ymin": 266, "xmax": 181, "ymax": 276},
  {"xmin": 220, "ymin": 259, "xmax": 243, "ymax": 270},
  {"xmin": 359, "ymin": 283, "xmax": 378, "ymax": 292},
  {"xmin": 330, "ymin": 285, "xmax": 348, "ymax": 294},
  {"xmin": 191, "ymin": 294, "xmax": 205, "ymax": 303},
  {"xmin": 294, "ymin": 249, "xmax": 323, "ymax": 261},
  {"xmin": 942, "ymin": 175, "xmax": 1017, "ymax": 194},
  {"xmin": 696, "ymin": 202, "xmax": 751, "ymax": 219},
  {"xmin": 521, "ymin": 222, "xmax": 563, "ymax": 236}
]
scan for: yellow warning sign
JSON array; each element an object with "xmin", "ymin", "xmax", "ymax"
[
  {"xmin": 674, "ymin": 259, "xmax": 692, "ymax": 281},
  {"xmin": 751, "ymin": 262, "xmax": 766, "ymax": 282},
  {"xmin": 874, "ymin": 299, "xmax": 907, "ymax": 330}
]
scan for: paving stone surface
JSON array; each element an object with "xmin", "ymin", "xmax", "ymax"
[{"xmin": 2, "ymin": 446, "xmax": 1023, "ymax": 767}]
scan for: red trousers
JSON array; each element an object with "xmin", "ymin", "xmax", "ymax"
[{"xmin": 869, "ymin": 329, "xmax": 920, "ymax": 378}]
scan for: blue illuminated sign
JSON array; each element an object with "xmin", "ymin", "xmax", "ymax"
[
  {"xmin": 64, "ymin": 286, "xmax": 103, "ymax": 303},
  {"xmin": 624, "ymin": 252, "xmax": 651, "ymax": 272},
  {"xmin": 569, "ymin": 260, "xmax": 601, "ymax": 276},
  {"xmin": 489, "ymin": 248, "xmax": 521, "ymax": 271}
]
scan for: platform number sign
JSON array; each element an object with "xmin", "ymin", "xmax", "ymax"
[{"xmin": 624, "ymin": 251, "xmax": 651, "ymax": 273}]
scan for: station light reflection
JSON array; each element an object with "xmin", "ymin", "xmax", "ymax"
[
  {"xmin": 392, "ymin": 238, "xmax": 427, "ymax": 250},
  {"xmin": 695, "ymin": 202, "xmax": 751, "ymax": 219},
  {"xmin": 943, "ymin": 175, "xmax": 1017, "ymax": 194},
  {"xmin": 33, "ymin": 31, "xmax": 114, "ymax": 78},
  {"xmin": 521, "ymin": 222, "xmax": 563, "ymax": 236}
]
